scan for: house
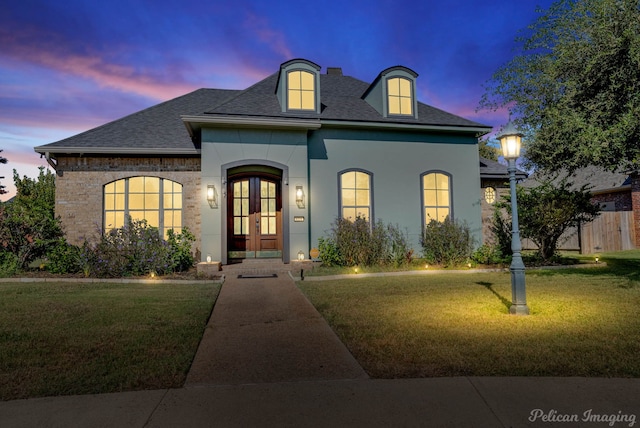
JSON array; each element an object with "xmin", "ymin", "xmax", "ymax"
[
  {"xmin": 34, "ymin": 58, "xmax": 492, "ymax": 265},
  {"xmin": 522, "ymin": 167, "xmax": 640, "ymax": 253},
  {"xmin": 478, "ymin": 156, "xmax": 528, "ymax": 244}
]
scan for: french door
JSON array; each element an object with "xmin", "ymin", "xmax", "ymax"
[{"xmin": 227, "ymin": 175, "xmax": 282, "ymax": 259}]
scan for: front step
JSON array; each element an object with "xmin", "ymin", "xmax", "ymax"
[{"xmin": 221, "ymin": 259, "xmax": 313, "ymax": 276}]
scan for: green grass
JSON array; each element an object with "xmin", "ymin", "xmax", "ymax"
[
  {"xmin": 298, "ymin": 252, "xmax": 640, "ymax": 378},
  {"xmin": 0, "ymin": 281, "xmax": 219, "ymax": 401}
]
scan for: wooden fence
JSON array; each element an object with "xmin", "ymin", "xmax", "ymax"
[
  {"xmin": 580, "ymin": 211, "xmax": 636, "ymax": 254},
  {"xmin": 522, "ymin": 211, "xmax": 636, "ymax": 254}
]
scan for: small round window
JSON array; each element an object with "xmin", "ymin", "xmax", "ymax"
[{"xmin": 484, "ymin": 187, "xmax": 496, "ymax": 204}]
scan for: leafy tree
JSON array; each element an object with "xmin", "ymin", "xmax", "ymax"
[
  {"xmin": 0, "ymin": 167, "xmax": 63, "ymax": 269},
  {"xmin": 478, "ymin": 137, "xmax": 500, "ymax": 161},
  {"xmin": 0, "ymin": 150, "xmax": 7, "ymax": 195},
  {"xmin": 493, "ymin": 178, "xmax": 600, "ymax": 261},
  {"xmin": 480, "ymin": 0, "xmax": 640, "ymax": 173}
]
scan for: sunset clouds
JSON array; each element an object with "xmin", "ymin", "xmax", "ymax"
[{"xmin": 0, "ymin": 0, "xmax": 553, "ymax": 200}]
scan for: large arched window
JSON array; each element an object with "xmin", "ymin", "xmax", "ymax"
[
  {"xmin": 287, "ymin": 70, "xmax": 315, "ymax": 110},
  {"xmin": 104, "ymin": 176, "xmax": 182, "ymax": 238},
  {"xmin": 421, "ymin": 171, "xmax": 451, "ymax": 224},
  {"xmin": 339, "ymin": 169, "xmax": 372, "ymax": 221},
  {"xmin": 387, "ymin": 77, "xmax": 413, "ymax": 116}
]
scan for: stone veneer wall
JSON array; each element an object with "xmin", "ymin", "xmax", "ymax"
[{"xmin": 54, "ymin": 157, "xmax": 202, "ymax": 255}]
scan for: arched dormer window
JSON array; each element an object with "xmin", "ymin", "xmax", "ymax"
[
  {"xmin": 363, "ymin": 65, "xmax": 418, "ymax": 119},
  {"xmin": 276, "ymin": 59, "xmax": 321, "ymax": 113}
]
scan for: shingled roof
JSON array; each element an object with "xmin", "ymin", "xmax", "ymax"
[
  {"xmin": 35, "ymin": 61, "xmax": 490, "ymax": 156},
  {"xmin": 479, "ymin": 157, "xmax": 528, "ymax": 180},
  {"xmin": 35, "ymin": 88, "xmax": 239, "ymax": 155}
]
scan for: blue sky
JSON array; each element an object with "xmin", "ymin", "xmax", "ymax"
[{"xmin": 0, "ymin": 0, "xmax": 554, "ymax": 200}]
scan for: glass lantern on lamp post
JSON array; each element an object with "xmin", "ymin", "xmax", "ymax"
[{"xmin": 496, "ymin": 122, "xmax": 530, "ymax": 315}]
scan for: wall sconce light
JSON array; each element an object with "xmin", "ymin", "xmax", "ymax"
[
  {"xmin": 207, "ymin": 184, "xmax": 218, "ymax": 208},
  {"xmin": 296, "ymin": 186, "xmax": 305, "ymax": 208},
  {"xmin": 297, "ymin": 250, "xmax": 305, "ymax": 261}
]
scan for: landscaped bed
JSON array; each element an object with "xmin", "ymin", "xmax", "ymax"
[
  {"xmin": 0, "ymin": 281, "xmax": 220, "ymax": 401},
  {"xmin": 298, "ymin": 253, "xmax": 640, "ymax": 378}
]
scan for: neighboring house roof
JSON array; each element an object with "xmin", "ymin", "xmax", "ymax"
[
  {"xmin": 522, "ymin": 166, "xmax": 630, "ymax": 193},
  {"xmin": 35, "ymin": 61, "xmax": 490, "ymax": 156},
  {"xmin": 479, "ymin": 157, "xmax": 528, "ymax": 180}
]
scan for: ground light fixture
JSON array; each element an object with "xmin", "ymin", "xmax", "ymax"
[
  {"xmin": 297, "ymin": 250, "xmax": 305, "ymax": 261},
  {"xmin": 496, "ymin": 121, "xmax": 530, "ymax": 315}
]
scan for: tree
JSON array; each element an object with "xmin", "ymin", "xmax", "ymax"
[
  {"xmin": 0, "ymin": 167, "xmax": 63, "ymax": 269},
  {"xmin": 493, "ymin": 178, "xmax": 600, "ymax": 261},
  {"xmin": 480, "ymin": 0, "xmax": 640, "ymax": 174},
  {"xmin": 478, "ymin": 137, "xmax": 500, "ymax": 161},
  {"xmin": 0, "ymin": 150, "xmax": 7, "ymax": 195}
]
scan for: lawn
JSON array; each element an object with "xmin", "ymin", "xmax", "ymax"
[
  {"xmin": 298, "ymin": 252, "xmax": 640, "ymax": 378},
  {"xmin": 0, "ymin": 281, "xmax": 219, "ymax": 401}
]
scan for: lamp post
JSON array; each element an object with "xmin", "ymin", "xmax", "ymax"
[{"xmin": 496, "ymin": 122, "xmax": 530, "ymax": 315}]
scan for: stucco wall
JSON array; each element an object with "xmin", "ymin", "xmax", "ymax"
[
  {"xmin": 54, "ymin": 157, "xmax": 201, "ymax": 254},
  {"xmin": 308, "ymin": 129, "xmax": 482, "ymax": 256},
  {"xmin": 200, "ymin": 128, "xmax": 309, "ymax": 262}
]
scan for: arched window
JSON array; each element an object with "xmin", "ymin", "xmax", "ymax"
[
  {"xmin": 104, "ymin": 177, "xmax": 182, "ymax": 238},
  {"xmin": 422, "ymin": 171, "xmax": 451, "ymax": 224},
  {"xmin": 387, "ymin": 77, "xmax": 413, "ymax": 116},
  {"xmin": 339, "ymin": 169, "xmax": 372, "ymax": 221},
  {"xmin": 287, "ymin": 70, "xmax": 315, "ymax": 110}
]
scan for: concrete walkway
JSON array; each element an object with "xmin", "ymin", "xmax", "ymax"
[
  {"xmin": 186, "ymin": 274, "xmax": 368, "ymax": 385},
  {"xmin": 1, "ymin": 273, "xmax": 639, "ymax": 427}
]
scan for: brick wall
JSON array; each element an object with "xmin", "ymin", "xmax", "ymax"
[
  {"xmin": 55, "ymin": 156, "xmax": 202, "ymax": 254},
  {"xmin": 590, "ymin": 191, "xmax": 633, "ymax": 211},
  {"xmin": 480, "ymin": 179, "xmax": 510, "ymax": 244}
]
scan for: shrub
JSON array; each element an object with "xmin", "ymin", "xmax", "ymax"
[
  {"xmin": 167, "ymin": 227, "xmax": 196, "ymax": 272},
  {"xmin": 490, "ymin": 208, "xmax": 513, "ymax": 258},
  {"xmin": 317, "ymin": 237, "xmax": 343, "ymax": 267},
  {"xmin": 86, "ymin": 217, "xmax": 172, "ymax": 277},
  {"xmin": 0, "ymin": 251, "xmax": 19, "ymax": 277},
  {"xmin": 420, "ymin": 217, "xmax": 475, "ymax": 267},
  {"xmin": 46, "ymin": 239, "xmax": 83, "ymax": 274},
  {"xmin": 318, "ymin": 217, "xmax": 413, "ymax": 268},
  {"xmin": 471, "ymin": 243, "xmax": 505, "ymax": 265},
  {"xmin": 387, "ymin": 223, "xmax": 413, "ymax": 267}
]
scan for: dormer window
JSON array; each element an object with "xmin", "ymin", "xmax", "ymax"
[
  {"xmin": 276, "ymin": 59, "xmax": 321, "ymax": 113},
  {"xmin": 287, "ymin": 70, "xmax": 315, "ymax": 110},
  {"xmin": 362, "ymin": 65, "xmax": 418, "ymax": 119},
  {"xmin": 387, "ymin": 77, "xmax": 413, "ymax": 116}
]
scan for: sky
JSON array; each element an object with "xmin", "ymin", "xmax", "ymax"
[{"xmin": 0, "ymin": 0, "xmax": 555, "ymax": 201}]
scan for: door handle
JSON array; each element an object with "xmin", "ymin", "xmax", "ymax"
[{"xmin": 256, "ymin": 218, "xmax": 260, "ymax": 232}]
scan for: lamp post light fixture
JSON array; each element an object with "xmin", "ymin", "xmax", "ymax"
[{"xmin": 496, "ymin": 121, "xmax": 530, "ymax": 315}]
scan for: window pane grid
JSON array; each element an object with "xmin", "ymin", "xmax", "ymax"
[
  {"xmin": 260, "ymin": 180, "xmax": 277, "ymax": 235},
  {"xmin": 288, "ymin": 70, "xmax": 315, "ymax": 110},
  {"xmin": 387, "ymin": 77, "xmax": 413, "ymax": 116},
  {"xmin": 423, "ymin": 172, "xmax": 450, "ymax": 224},
  {"xmin": 341, "ymin": 171, "xmax": 371, "ymax": 221},
  {"xmin": 104, "ymin": 177, "xmax": 182, "ymax": 238},
  {"xmin": 233, "ymin": 180, "xmax": 250, "ymax": 235}
]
